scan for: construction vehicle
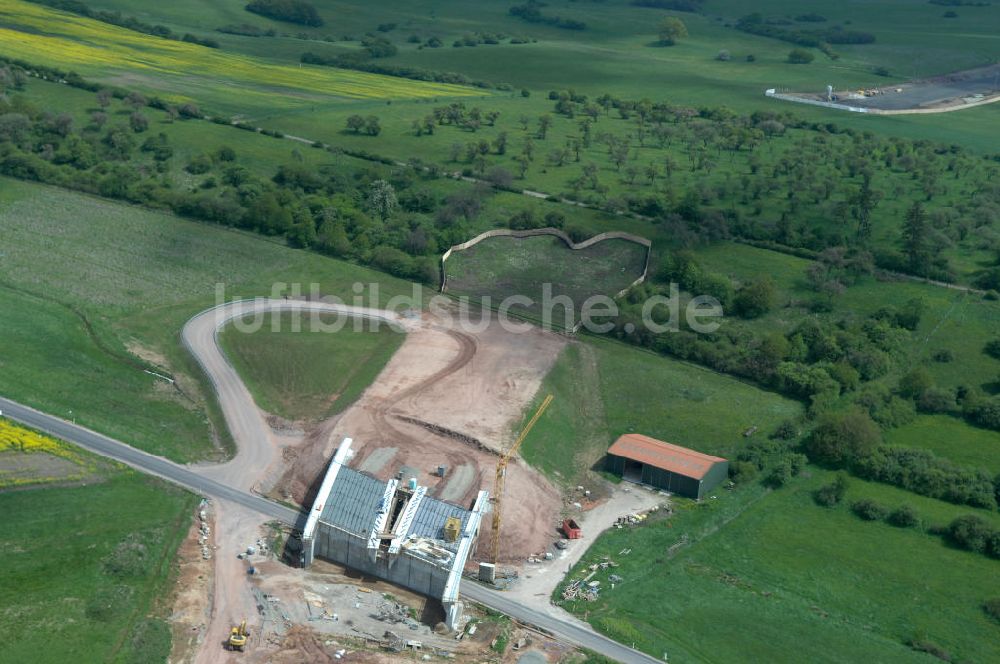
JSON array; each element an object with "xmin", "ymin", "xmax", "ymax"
[
  {"xmin": 227, "ymin": 619, "xmax": 250, "ymax": 652},
  {"xmin": 490, "ymin": 394, "xmax": 554, "ymax": 564}
]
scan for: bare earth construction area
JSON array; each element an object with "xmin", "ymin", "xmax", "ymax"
[
  {"xmin": 768, "ymin": 63, "xmax": 1000, "ymax": 114},
  {"xmin": 175, "ymin": 298, "xmax": 573, "ymax": 662},
  {"xmin": 277, "ymin": 306, "xmax": 566, "ymax": 562}
]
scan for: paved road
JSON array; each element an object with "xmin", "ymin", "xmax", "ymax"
[
  {"xmin": 0, "ymin": 400, "xmax": 660, "ymax": 664},
  {"xmin": 0, "ymin": 397, "xmax": 306, "ymax": 528}
]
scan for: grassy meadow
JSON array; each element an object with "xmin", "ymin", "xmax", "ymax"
[
  {"xmin": 886, "ymin": 415, "xmax": 1000, "ymax": 475},
  {"xmin": 87, "ymin": 0, "xmax": 1000, "ymax": 98},
  {"xmin": 522, "ymin": 337, "xmax": 802, "ymax": 484},
  {"xmin": 0, "ymin": 177, "xmax": 417, "ymax": 461},
  {"xmin": 444, "ymin": 234, "xmax": 648, "ymax": 329},
  {"xmin": 219, "ymin": 311, "xmax": 404, "ymax": 422},
  {"xmin": 558, "ymin": 470, "xmax": 1000, "ymax": 662},
  {"xmin": 0, "ymin": 455, "xmax": 195, "ymax": 664}
]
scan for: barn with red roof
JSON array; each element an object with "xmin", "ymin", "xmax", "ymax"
[{"xmin": 605, "ymin": 433, "xmax": 728, "ymax": 499}]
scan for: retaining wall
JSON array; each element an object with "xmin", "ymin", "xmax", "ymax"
[
  {"xmin": 765, "ymin": 90, "xmax": 869, "ymax": 113},
  {"xmin": 765, "ymin": 88, "xmax": 1000, "ymax": 115}
]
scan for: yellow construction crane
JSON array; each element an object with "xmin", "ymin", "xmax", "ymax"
[
  {"xmin": 490, "ymin": 394, "xmax": 553, "ymax": 564},
  {"xmin": 227, "ymin": 619, "xmax": 250, "ymax": 652}
]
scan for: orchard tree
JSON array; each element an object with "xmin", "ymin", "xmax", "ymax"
[
  {"xmin": 537, "ymin": 114, "xmax": 553, "ymax": 139},
  {"xmin": 364, "ymin": 115, "xmax": 382, "ymax": 136},
  {"xmin": 734, "ymin": 276, "xmax": 776, "ymax": 318},
  {"xmin": 96, "ymin": 89, "xmax": 112, "ymax": 109},
  {"xmin": 346, "ymin": 114, "xmax": 365, "ymax": 133},
  {"xmin": 129, "ymin": 111, "xmax": 149, "ymax": 133},
  {"xmin": 788, "ymin": 48, "xmax": 815, "ymax": 64},
  {"xmin": 514, "ymin": 155, "xmax": 530, "ymax": 179},
  {"xmin": 366, "ymin": 179, "xmax": 397, "ymax": 220},
  {"xmin": 177, "ymin": 103, "xmax": 201, "ymax": 119},
  {"xmin": 658, "ymin": 17, "xmax": 688, "ymax": 45},
  {"xmin": 493, "ymin": 131, "xmax": 508, "ymax": 155},
  {"xmin": 852, "ymin": 173, "xmax": 881, "ymax": 242},
  {"xmin": 125, "ymin": 91, "xmax": 147, "ymax": 110},
  {"xmin": 806, "ymin": 409, "xmax": 881, "ymax": 466},
  {"xmin": 644, "ymin": 163, "xmax": 658, "ymax": 185},
  {"xmin": 901, "ymin": 201, "xmax": 932, "ymax": 275}
]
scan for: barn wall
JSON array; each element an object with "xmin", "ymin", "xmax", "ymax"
[
  {"xmin": 699, "ymin": 461, "xmax": 730, "ymax": 499},
  {"xmin": 605, "ymin": 452, "xmax": 732, "ymax": 500},
  {"xmin": 605, "ymin": 454, "xmax": 626, "ymax": 475},
  {"xmin": 641, "ymin": 464, "xmax": 700, "ymax": 498}
]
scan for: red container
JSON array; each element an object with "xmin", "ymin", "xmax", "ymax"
[{"xmin": 562, "ymin": 519, "xmax": 582, "ymax": 539}]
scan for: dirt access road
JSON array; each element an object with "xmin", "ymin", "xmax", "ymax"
[
  {"xmin": 182, "ymin": 298, "xmax": 408, "ymax": 493},
  {"xmin": 181, "ymin": 297, "xmax": 566, "ymax": 662},
  {"xmin": 182, "ymin": 299, "xmax": 409, "ymax": 664}
]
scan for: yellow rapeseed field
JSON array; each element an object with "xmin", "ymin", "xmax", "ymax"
[
  {"xmin": 0, "ymin": 418, "xmax": 94, "ymax": 487},
  {"xmin": 0, "ymin": 0, "xmax": 478, "ymax": 103}
]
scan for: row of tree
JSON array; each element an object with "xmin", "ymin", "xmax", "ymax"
[{"xmin": 245, "ymin": 0, "xmax": 322, "ymax": 27}]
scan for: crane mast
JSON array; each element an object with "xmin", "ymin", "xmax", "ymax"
[{"xmin": 490, "ymin": 394, "xmax": 553, "ymax": 565}]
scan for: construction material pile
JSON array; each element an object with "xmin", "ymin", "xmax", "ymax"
[
  {"xmin": 615, "ymin": 504, "xmax": 665, "ymax": 529},
  {"xmin": 490, "ymin": 567, "xmax": 520, "ymax": 590},
  {"xmin": 561, "ymin": 556, "xmax": 621, "ymax": 601},
  {"xmin": 197, "ymin": 500, "xmax": 212, "ymax": 560},
  {"xmin": 374, "ymin": 600, "xmax": 421, "ymax": 632}
]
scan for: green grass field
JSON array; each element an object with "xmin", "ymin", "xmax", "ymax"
[
  {"xmin": 886, "ymin": 415, "xmax": 1000, "ymax": 475},
  {"xmin": 444, "ymin": 234, "xmax": 648, "ymax": 329},
  {"xmin": 0, "ymin": 177, "xmax": 417, "ymax": 461},
  {"xmin": 593, "ymin": 337, "xmax": 801, "ymax": 456},
  {"xmin": 0, "ymin": 463, "xmax": 195, "ymax": 663},
  {"xmin": 519, "ymin": 342, "xmax": 608, "ymax": 482},
  {"xmin": 87, "ymin": 0, "xmax": 1000, "ymax": 102},
  {"xmin": 558, "ymin": 470, "xmax": 1000, "ymax": 663},
  {"xmin": 220, "ymin": 311, "xmax": 404, "ymax": 422},
  {"xmin": 522, "ymin": 337, "xmax": 802, "ymax": 483}
]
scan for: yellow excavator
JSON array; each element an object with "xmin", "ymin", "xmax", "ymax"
[{"xmin": 227, "ymin": 619, "xmax": 250, "ymax": 652}]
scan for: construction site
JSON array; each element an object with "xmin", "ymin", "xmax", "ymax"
[
  {"xmin": 161, "ymin": 299, "xmax": 683, "ymax": 663},
  {"xmin": 766, "ymin": 62, "xmax": 1000, "ymax": 114}
]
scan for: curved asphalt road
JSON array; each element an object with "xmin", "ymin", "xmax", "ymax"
[{"xmin": 1, "ymin": 299, "xmax": 662, "ymax": 664}]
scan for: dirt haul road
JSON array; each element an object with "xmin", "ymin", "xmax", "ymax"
[
  {"xmin": 182, "ymin": 299, "xmax": 410, "ymax": 664},
  {"xmin": 181, "ymin": 298, "xmax": 565, "ymax": 662},
  {"xmin": 182, "ymin": 298, "xmax": 409, "ymax": 492}
]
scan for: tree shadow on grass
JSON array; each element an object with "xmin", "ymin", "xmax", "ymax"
[{"xmin": 981, "ymin": 379, "xmax": 1000, "ymax": 396}]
